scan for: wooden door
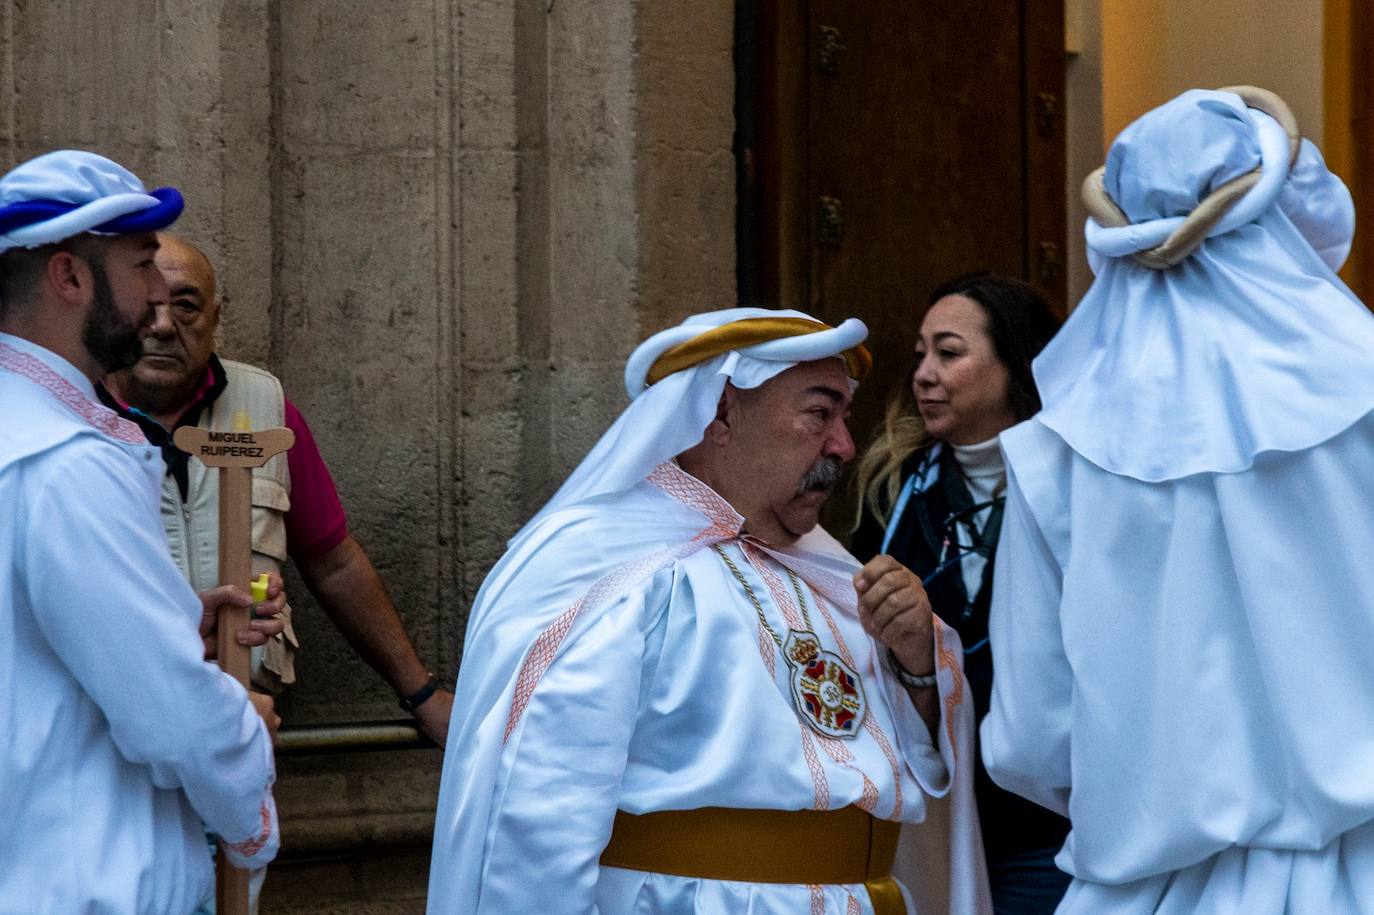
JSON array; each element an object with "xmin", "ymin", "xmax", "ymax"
[
  {"xmin": 738, "ymin": 0, "xmax": 1067, "ymax": 496},
  {"xmin": 1346, "ymin": 0, "xmax": 1374, "ymax": 302},
  {"xmin": 1322, "ymin": 0, "xmax": 1373, "ymax": 303}
]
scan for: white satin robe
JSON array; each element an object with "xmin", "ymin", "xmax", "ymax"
[
  {"xmin": 430, "ymin": 462, "xmax": 990, "ymax": 914},
  {"xmin": 983, "ymin": 414, "xmax": 1374, "ymax": 913},
  {"xmin": 0, "ymin": 334, "xmax": 278, "ymax": 915}
]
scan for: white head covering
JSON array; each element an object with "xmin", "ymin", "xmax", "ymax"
[
  {"xmin": 1035, "ymin": 88, "xmax": 1374, "ymax": 482},
  {"xmin": 518, "ymin": 307, "xmax": 869, "ymax": 536},
  {"xmin": 0, "ymin": 150, "xmax": 183, "ymax": 253}
]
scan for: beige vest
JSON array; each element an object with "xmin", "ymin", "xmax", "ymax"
[{"xmin": 160, "ymin": 359, "xmax": 299, "ymax": 693}]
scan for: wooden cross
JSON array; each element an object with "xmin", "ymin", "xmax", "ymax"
[{"xmin": 174, "ymin": 424, "xmax": 294, "ymax": 915}]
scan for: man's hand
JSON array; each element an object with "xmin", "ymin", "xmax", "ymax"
[
  {"xmin": 411, "ymin": 688, "xmax": 454, "ymax": 748},
  {"xmin": 198, "ymin": 572, "xmax": 288, "ymax": 661},
  {"xmin": 855, "ymin": 555, "xmax": 941, "ymax": 736},
  {"xmin": 248, "ymin": 691, "xmax": 281, "ymax": 746},
  {"xmin": 854, "ymin": 554, "xmax": 935, "ymax": 677}
]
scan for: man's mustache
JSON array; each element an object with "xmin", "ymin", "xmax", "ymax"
[{"xmin": 796, "ymin": 456, "xmax": 843, "ymax": 496}]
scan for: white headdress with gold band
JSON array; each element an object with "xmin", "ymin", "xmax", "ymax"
[
  {"xmin": 625, "ymin": 311, "xmax": 871, "ymax": 397},
  {"xmin": 1034, "ymin": 87, "xmax": 1374, "ymax": 482},
  {"xmin": 517, "ymin": 307, "xmax": 870, "ymax": 538}
]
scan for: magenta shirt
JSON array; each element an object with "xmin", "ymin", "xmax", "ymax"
[{"xmin": 282, "ymin": 397, "xmax": 349, "ymax": 558}]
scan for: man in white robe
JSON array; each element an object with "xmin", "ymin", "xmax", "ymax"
[
  {"xmin": 0, "ymin": 150, "xmax": 281, "ymax": 913},
  {"xmin": 982, "ymin": 87, "xmax": 1374, "ymax": 913},
  {"xmin": 429, "ymin": 311, "xmax": 991, "ymax": 914}
]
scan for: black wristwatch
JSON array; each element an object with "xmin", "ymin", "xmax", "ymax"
[{"xmin": 399, "ymin": 673, "xmax": 440, "ymax": 713}]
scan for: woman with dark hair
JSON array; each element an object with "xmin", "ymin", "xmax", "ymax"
[{"xmin": 851, "ymin": 272, "xmax": 1065, "ymax": 914}]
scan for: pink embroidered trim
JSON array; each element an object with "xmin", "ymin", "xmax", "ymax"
[
  {"xmin": 803, "ymin": 707, "xmax": 880, "ymax": 814},
  {"xmin": 645, "ymin": 461, "xmax": 743, "ymax": 538},
  {"xmin": 741, "ymin": 542, "xmax": 806, "ymax": 631},
  {"xmin": 809, "ymin": 884, "xmax": 827, "ymax": 915},
  {"xmin": 816, "ymin": 731, "xmax": 880, "ymax": 813},
  {"xmin": 723, "ymin": 542, "xmax": 831, "ymax": 810},
  {"xmin": 503, "ymin": 464, "xmax": 742, "ymax": 744},
  {"xmin": 505, "ymin": 545, "xmax": 679, "ymax": 743},
  {"xmin": 934, "ymin": 621, "xmax": 963, "ymax": 752},
  {"xmin": 223, "ymin": 799, "xmax": 274, "ymax": 859},
  {"xmin": 742, "ymin": 544, "xmax": 887, "ymax": 815},
  {"xmin": 800, "ymin": 726, "xmax": 831, "ymax": 811},
  {"xmin": 0, "ymin": 342, "xmax": 144, "ymax": 445},
  {"xmin": 809, "ymin": 581, "xmax": 905, "ymax": 821},
  {"xmin": 505, "ymin": 600, "xmax": 585, "ymax": 742},
  {"xmin": 846, "ymin": 892, "xmax": 863, "ymax": 915},
  {"xmin": 729, "ymin": 543, "xmax": 833, "ymax": 808},
  {"xmin": 860, "ymin": 718, "xmax": 902, "ymax": 818}
]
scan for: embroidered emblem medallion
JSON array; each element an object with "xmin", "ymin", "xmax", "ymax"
[
  {"xmin": 713, "ymin": 543, "xmax": 868, "ymax": 741},
  {"xmin": 783, "ymin": 629, "xmax": 867, "ymax": 739}
]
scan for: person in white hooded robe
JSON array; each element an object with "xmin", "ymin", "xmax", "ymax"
[
  {"xmin": 428, "ymin": 310, "xmax": 993, "ymax": 914},
  {"xmin": 981, "ymin": 86, "xmax": 1374, "ymax": 913}
]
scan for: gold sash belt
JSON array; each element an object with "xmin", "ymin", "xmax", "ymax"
[{"xmin": 600, "ymin": 806, "xmax": 906, "ymax": 915}]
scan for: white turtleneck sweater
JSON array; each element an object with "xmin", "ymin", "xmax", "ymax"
[{"xmin": 949, "ymin": 436, "xmax": 1007, "ymax": 600}]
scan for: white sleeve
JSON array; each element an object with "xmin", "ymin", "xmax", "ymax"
[
  {"xmin": 21, "ymin": 439, "xmax": 279, "ymax": 868},
  {"xmin": 473, "ymin": 585, "xmax": 660, "ymax": 915},
  {"xmin": 979, "ymin": 463, "xmax": 1072, "ymax": 817}
]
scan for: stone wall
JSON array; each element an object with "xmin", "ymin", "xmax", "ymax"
[{"xmin": 0, "ymin": 2, "xmax": 735, "ymax": 910}]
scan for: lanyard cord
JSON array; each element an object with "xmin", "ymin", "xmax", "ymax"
[
  {"xmin": 879, "ymin": 450, "xmax": 999, "ymax": 656},
  {"xmin": 881, "ymin": 453, "xmax": 997, "ymax": 588},
  {"xmin": 879, "ymin": 473, "xmax": 920, "ymax": 555},
  {"xmin": 714, "ymin": 544, "xmax": 815, "ymax": 647},
  {"xmin": 922, "ymin": 546, "xmax": 982, "ymax": 588}
]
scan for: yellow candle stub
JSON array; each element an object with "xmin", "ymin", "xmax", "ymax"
[{"xmin": 250, "ymin": 572, "xmax": 270, "ymax": 604}]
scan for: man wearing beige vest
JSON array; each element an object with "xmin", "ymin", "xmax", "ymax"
[{"xmin": 100, "ymin": 234, "xmax": 453, "ymax": 746}]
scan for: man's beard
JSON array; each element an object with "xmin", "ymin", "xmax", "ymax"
[
  {"xmin": 795, "ymin": 456, "xmax": 844, "ymax": 496},
  {"xmin": 81, "ymin": 260, "xmax": 146, "ymax": 373}
]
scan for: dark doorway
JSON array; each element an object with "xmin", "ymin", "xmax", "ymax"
[
  {"xmin": 1351, "ymin": 2, "xmax": 1374, "ymax": 303},
  {"xmin": 737, "ymin": 0, "xmax": 1067, "ymax": 527}
]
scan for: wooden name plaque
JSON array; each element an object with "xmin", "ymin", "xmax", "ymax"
[{"xmin": 173, "ymin": 427, "xmax": 295, "ymax": 468}]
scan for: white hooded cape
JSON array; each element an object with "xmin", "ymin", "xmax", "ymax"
[{"xmin": 982, "ymin": 89, "xmax": 1374, "ymax": 914}]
